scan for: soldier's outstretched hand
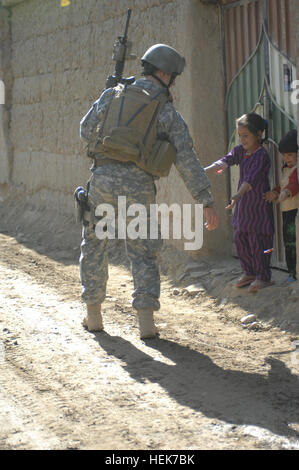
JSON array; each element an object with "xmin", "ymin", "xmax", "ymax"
[{"xmin": 203, "ymin": 207, "xmax": 219, "ymax": 231}]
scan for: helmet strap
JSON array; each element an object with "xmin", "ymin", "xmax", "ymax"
[
  {"xmin": 168, "ymin": 73, "xmax": 177, "ymax": 87},
  {"xmin": 146, "ymin": 73, "xmax": 173, "ymax": 102},
  {"xmin": 151, "ymin": 73, "xmax": 169, "ymax": 90}
]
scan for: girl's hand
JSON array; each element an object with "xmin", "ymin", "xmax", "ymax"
[
  {"xmin": 225, "ymin": 199, "xmax": 236, "ymax": 210},
  {"xmin": 225, "ymin": 193, "xmax": 240, "ymax": 210},
  {"xmin": 204, "ymin": 161, "xmax": 228, "ymax": 175},
  {"xmin": 263, "ymin": 191, "xmax": 278, "ymax": 203},
  {"xmin": 225, "ymin": 182, "xmax": 250, "ymax": 210}
]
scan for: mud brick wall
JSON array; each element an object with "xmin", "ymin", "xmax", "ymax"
[{"xmin": 0, "ymin": 0, "xmax": 228, "ymax": 256}]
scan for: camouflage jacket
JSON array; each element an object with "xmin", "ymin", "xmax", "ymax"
[{"xmin": 80, "ymin": 78, "xmax": 214, "ymax": 207}]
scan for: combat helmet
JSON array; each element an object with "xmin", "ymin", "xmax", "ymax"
[{"xmin": 141, "ymin": 44, "xmax": 186, "ymax": 77}]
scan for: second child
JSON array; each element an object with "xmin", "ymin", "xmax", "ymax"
[{"xmin": 264, "ymin": 129, "xmax": 298, "ymax": 282}]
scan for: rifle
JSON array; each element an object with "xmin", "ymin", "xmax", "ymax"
[
  {"xmin": 106, "ymin": 9, "xmax": 136, "ymax": 89},
  {"xmin": 74, "ymin": 11, "xmax": 136, "ymax": 222}
]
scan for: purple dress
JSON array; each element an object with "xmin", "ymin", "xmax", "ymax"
[
  {"xmin": 220, "ymin": 145, "xmax": 274, "ymax": 281},
  {"xmin": 221, "ymin": 145, "xmax": 274, "ymax": 235}
]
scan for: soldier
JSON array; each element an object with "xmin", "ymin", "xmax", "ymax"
[{"xmin": 79, "ymin": 44, "xmax": 219, "ymax": 339}]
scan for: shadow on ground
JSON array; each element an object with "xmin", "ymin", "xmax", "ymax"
[{"xmin": 93, "ymin": 332, "xmax": 299, "ymax": 442}]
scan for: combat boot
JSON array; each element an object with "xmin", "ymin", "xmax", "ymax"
[
  {"xmin": 137, "ymin": 308, "xmax": 158, "ymax": 339},
  {"xmin": 83, "ymin": 304, "xmax": 103, "ymax": 331}
]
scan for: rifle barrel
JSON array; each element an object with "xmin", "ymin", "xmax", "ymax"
[{"xmin": 124, "ymin": 9, "xmax": 131, "ymax": 39}]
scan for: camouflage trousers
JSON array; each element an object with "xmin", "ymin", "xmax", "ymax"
[{"xmin": 79, "ymin": 161, "xmax": 162, "ymax": 311}]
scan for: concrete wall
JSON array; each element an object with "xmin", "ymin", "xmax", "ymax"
[{"xmin": 0, "ymin": 0, "xmax": 229, "ymax": 257}]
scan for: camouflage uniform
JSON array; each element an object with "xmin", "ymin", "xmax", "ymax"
[{"xmin": 80, "ymin": 78, "xmax": 214, "ymax": 311}]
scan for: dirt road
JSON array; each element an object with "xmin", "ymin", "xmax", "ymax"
[{"xmin": 0, "ymin": 232, "xmax": 299, "ymax": 450}]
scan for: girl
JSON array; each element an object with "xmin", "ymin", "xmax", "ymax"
[
  {"xmin": 205, "ymin": 113, "xmax": 274, "ymax": 292},
  {"xmin": 264, "ymin": 129, "xmax": 298, "ymax": 282}
]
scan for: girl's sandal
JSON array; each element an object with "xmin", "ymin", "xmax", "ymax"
[
  {"xmin": 248, "ymin": 279, "xmax": 275, "ymax": 293},
  {"xmin": 234, "ymin": 275, "xmax": 255, "ymax": 288}
]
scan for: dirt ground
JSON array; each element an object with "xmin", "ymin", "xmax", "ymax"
[{"xmin": 0, "ymin": 198, "xmax": 299, "ymax": 450}]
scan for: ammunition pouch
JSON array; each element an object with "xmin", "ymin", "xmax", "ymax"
[
  {"xmin": 138, "ymin": 139, "xmax": 176, "ymax": 177},
  {"xmin": 97, "ymin": 126, "xmax": 142, "ymax": 162}
]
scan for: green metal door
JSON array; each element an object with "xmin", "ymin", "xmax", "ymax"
[{"xmin": 222, "ymin": 0, "xmax": 297, "ymax": 268}]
